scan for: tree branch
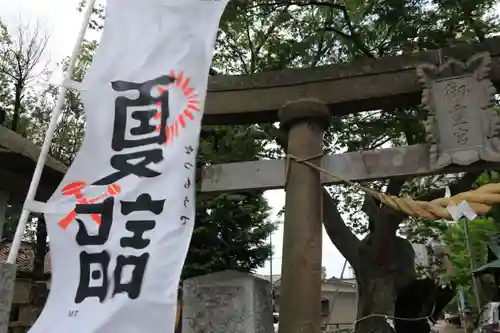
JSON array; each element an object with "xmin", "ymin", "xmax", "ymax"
[
  {"xmin": 223, "ymin": 30, "xmax": 251, "ymax": 74},
  {"xmin": 254, "ymin": 7, "xmax": 290, "ymax": 60},
  {"xmin": 322, "ymin": 189, "xmax": 362, "ymax": 267},
  {"xmin": 368, "ymin": 136, "xmax": 391, "ymax": 150},
  {"xmin": 361, "ymin": 177, "xmax": 406, "ymax": 235},
  {"xmin": 321, "ymin": 2, "xmax": 375, "ymax": 59},
  {"xmin": 272, "ymin": 0, "xmax": 345, "ymax": 10},
  {"xmin": 416, "ymin": 171, "xmax": 483, "ymax": 202},
  {"xmin": 324, "ymin": 26, "xmax": 375, "ymax": 58},
  {"xmin": 262, "ymin": 0, "xmax": 375, "ymax": 58},
  {"xmin": 376, "ymin": 111, "xmax": 427, "ymax": 223},
  {"xmin": 385, "ymin": 178, "xmax": 406, "ymax": 196},
  {"xmin": 361, "ymin": 111, "xmax": 414, "ymax": 219},
  {"xmin": 244, "ymin": 14, "xmax": 257, "ymax": 73},
  {"xmin": 311, "ymin": 6, "xmax": 334, "ymax": 67},
  {"xmin": 459, "ymin": 3, "xmax": 486, "ymax": 43}
]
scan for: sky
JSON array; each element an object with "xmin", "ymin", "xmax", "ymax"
[{"xmin": 0, "ymin": 0, "xmax": 351, "ymax": 279}]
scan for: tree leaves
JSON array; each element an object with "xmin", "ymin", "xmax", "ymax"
[
  {"xmin": 442, "ymin": 218, "xmax": 498, "ymax": 311},
  {"xmin": 184, "ymin": 124, "xmax": 277, "ymax": 278}
]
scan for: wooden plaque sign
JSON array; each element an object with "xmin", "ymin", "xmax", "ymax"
[{"xmin": 417, "ymin": 52, "xmax": 500, "ymax": 168}]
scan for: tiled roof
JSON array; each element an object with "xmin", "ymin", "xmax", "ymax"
[
  {"xmin": 254, "ymin": 274, "xmax": 281, "ymax": 284},
  {"xmin": 0, "ymin": 241, "xmax": 50, "ymax": 275},
  {"xmin": 326, "ymin": 277, "xmax": 357, "ymax": 286}
]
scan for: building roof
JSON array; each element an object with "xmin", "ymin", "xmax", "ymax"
[
  {"xmin": 326, "ymin": 276, "xmax": 356, "ymax": 286},
  {"xmin": 254, "ymin": 274, "xmax": 281, "ymax": 284},
  {"xmin": 0, "ymin": 125, "xmax": 66, "ymax": 201},
  {"xmin": 0, "ymin": 126, "xmax": 66, "ymax": 173},
  {"xmin": 254, "ymin": 273, "xmax": 357, "ymax": 290}
]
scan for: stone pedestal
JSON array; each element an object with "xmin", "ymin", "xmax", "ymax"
[
  {"xmin": 0, "ymin": 263, "xmax": 16, "ymax": 333},
  {"xmin": 7, "ymin": 280, "xmax": 47, "ymax": 333},
  {"xmin": 182, "ymin": 270, "xmax": 273, "ymax": 333}
]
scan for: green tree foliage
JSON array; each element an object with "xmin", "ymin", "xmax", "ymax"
[
  {"xmin": 0, "ymin": 20, "xmax": 49, "ymax": 133},
  {"xmin": 0, "ymin": 19, "xmax": 12, "ymax": 122},
  {"xmin": 441, "ymin": 218, "xmax": 498, "ymax": 312},
  {"xmin": 409, "ymin": 172, "xmax": 500, "ymax": 313},
  {"xmin": 184, "ymin": 125, "xmax": 276, "ymax": 279},
  {"xmin": 27, "ymin": 40, "xmax": 97, "ymax": 166}
]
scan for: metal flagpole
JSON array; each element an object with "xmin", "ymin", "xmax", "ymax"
[{"xmin": 7, "ymin": 0, "xmax": 97, "ymax": 264}]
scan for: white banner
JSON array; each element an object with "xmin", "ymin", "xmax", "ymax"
[{"xmin": 31, "ymin": 0, "xmax": 228, "ymax": 332}]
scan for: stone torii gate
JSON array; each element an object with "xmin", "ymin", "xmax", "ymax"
[{"xmin": 200, "ymin": 37, "xmax": 500, "ymax": 333}]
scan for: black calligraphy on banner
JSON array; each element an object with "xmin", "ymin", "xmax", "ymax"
[
  {"xmin": 179, "ymin": 145, "xmax": 195, "ymax": 226},
  {"xmin": 93, "ymin": 75, "xmax": 175, "ymax": 185},
  {"xmin": 72, "ymin": 74, "xmax": 194, "ymax": 305},
  {"xmin": 74, "ymin": 197, "xmax": 114, "ymax": 246},
  {"xmin": 180, "ymin": 216, "xmax": 190, "ymax": 225},
  {"xmin": 112, "ymin": 75, "xmax": 174, "ymax": 150},
  {"xmin": 120, "ymin": 193, "xmax": 165, "ymax": 249},
  {"xmin": 94, "ymin": 150, "xmax": 164, "ymax": 186},
  {"xmin": 73, "ymin": 194, "xmax": 165, "ymax": 304}
]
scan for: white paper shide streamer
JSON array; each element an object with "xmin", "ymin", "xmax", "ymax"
[
  {"xmin": 444, "ymin": 186, "xmax": 477, "ymax": 221},
  {"xmin": 29, "ymin": 1, "xmax": 228, "ymax": 332}
]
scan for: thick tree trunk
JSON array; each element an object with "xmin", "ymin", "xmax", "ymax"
[
  {"xmin": 355, "ymin": 266, "xmax": 397, "ymax": 333},
  {"xmin": 353, "ymin": 235, "xmax": 417, "ymax": 333}
]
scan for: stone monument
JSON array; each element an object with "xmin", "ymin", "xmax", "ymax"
[
  {"xmin": 182, "ymin": 270, "xmax": 274, "ymax": 333},
  {"xmin": 417, "ymin": 52, "xmax": 500, "ymax": 168},
  {"xmin": 0, "ymin": 263, "xmax": 16, "ymax": 333}
]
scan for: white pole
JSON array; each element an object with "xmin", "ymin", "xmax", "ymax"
[{"xmin": 7, "ymin": 0, "xmax": 97, "ymax": 264}]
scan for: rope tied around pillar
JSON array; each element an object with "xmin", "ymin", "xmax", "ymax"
[
  {"xmin": 284, "ymin": 152, "xmax": 324, "ymax": 188},
  {"xmin": 286, "ymin": 153, "xmax": 500, "ymax": 221}
]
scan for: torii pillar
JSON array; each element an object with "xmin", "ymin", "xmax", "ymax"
[{"xmin": 278, "ymin": 99, "xmax": 330, "ymax": 333}]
